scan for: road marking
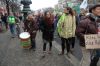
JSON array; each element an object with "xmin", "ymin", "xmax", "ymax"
[{"xmin": 53, "ymin": 41, "xmax": 80, "ymax": 66}]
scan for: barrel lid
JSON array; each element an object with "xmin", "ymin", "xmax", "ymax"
[{"xmin": 19, "ymin": 32, "xmax": 30, "ymax": 39}]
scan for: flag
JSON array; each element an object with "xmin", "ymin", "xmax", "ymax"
[{"xmin": 80, "ymin": 0, "xmax": 88, "ymax": 9}]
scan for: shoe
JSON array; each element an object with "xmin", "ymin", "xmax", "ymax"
[
  {"xmin": 71, "ymin": 48, "xmax": 74, "ymax": 51},
  {"xmin": 66, "ymin": 53, "xmax": 70, "ymax": 58},
  {"xmin": 90, "ymin": 56, "xmax": 99, "ymax": 66},
  {"xmin": 42, "ymin": 51, "xmax": 46, "ymax": 58},
  {"xmin": 58, "ymin": 52, "xmax": 64, "ymax": 55},
  {"xmin": 11, "ymin": 36, "xmax": 15, "ymax": 38},
  {"xmin": 70, "ymin": 49, "xmax": 74, "ymax": 53},
  {"xmin": 29, "ymin": 46, "xmax": 33, "ymax": 49},
  {"xmin": 33, "ymin": 48, "xmax": 36, "ymax": 51},
  {"xmin": 11, "ymin": 34, "xmax": 16, "ymax": 38},
  {"xmin": 48, "ymin": 51, "xmax": 52, "ymax": 54}
]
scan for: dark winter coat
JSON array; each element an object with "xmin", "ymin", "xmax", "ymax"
[
  {"xmin": 37, "ymin": 16, "xmax": 44, "ymax": 30},
  {"xmin": 40, "ymin": 17, "xmax": 54, "ymax": 42},
  {"xmin": 24, "ymin": 19, "xmax": 38, "ymax": 39},
  {"xmin": 1, "ymin": 15, "xmax": 8, "ymax": 23},
  {"xmin": 76, "ymin": 15, "xmax": 98, "ymax": 46}
]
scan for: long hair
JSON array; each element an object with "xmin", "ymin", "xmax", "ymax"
[
  {"xmin": 66, "ymin": 7, "xmax": 74, "ymax": 16},
  {"xmin": 44, "ymin": 11, "xmax": 54, "ymax": 26}
]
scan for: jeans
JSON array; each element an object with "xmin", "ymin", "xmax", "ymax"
[
  {"xmin": 31, "ymin": 38, "xmax": 36, "ymax": 49},
  {"xmin": 90, "ymin": 50, "xmax": 100, "ymax": 66},
  {"xmin": 96, "ymin": 50, "xmax": 100, "ymax": 57},
  {"xmin": 4, "ymin": 22, "xmax": 8, "ymax": 29},
  {"xmin": 9, "ymin": 24, "xmax": 16, "ymax": 36}
]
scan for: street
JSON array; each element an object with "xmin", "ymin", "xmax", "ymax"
[
  {"xmin": 0, "ymin": 31, "xmax": 72, "ymax": 66},
  {"xmin": 0, "ymin": 30, "xmax": 100, "ymax": 66},
  {"xmin": 0, "ymin": 0, "xmax": 100, "ymax": 66}
]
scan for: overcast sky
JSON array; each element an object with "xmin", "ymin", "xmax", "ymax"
[{"xmin": 30, "ymin": 0, "xmax": 58, "ymax": 10}]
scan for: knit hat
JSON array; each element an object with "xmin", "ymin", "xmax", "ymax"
[{"xmin": 89, "ymin": 4, "xmax": 100, "ymax": 13}]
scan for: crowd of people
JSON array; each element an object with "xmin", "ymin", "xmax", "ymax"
[
  {"xmin": 0, "ymin": 12, "xmax": 23, "ymax": 35},
  {"xmin": 0, "ymin": 4, "xmax": 100, "ymax": 66}
]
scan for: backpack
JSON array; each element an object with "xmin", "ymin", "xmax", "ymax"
[{"xmin": 8, "ymin": 16, "xmax": 15, "ymax": 24}]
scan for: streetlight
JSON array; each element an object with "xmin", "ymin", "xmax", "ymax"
[{"xmin": 21, "ymin": 0, "xmax": 32, "ymax": 20}]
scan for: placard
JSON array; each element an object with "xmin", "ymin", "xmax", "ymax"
[{"xmin": 84, "ymin": 34, "xmax": 100, "ymax": 49}]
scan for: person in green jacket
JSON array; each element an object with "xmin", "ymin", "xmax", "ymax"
[
  {"xmin": 8, "ymin": 13, "xmax": 16, "ymax": 38},
  {"xmin": 57, "ymin": 7, "xmax": 76, "ymax": 55}
]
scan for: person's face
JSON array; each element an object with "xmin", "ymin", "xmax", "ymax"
[
  {"xmin": 73, "ymin": 11, "xmax": 76, "ymax": 15},
  {"xmin": 28, "ymin": 15, "xmax": 33, "ymax": 21},
  {"xmin": 10, "ymin": 13, "xmax": 13, "ymax": 16},
  {"xmin": 92, "ymin": 7, "xmax": 100, "ymax": 16},
  {"xmin": 64, "ymin": 8, "xmax": 69, "ymax": 13},
  {"xmin": 46, "ymin": 12, "xmax": 50, "ymax": 18}
]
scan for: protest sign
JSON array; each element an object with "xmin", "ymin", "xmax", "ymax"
[{"xmin": 84, "ymin": 34, "xmax": 100, "ymax": 49}]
